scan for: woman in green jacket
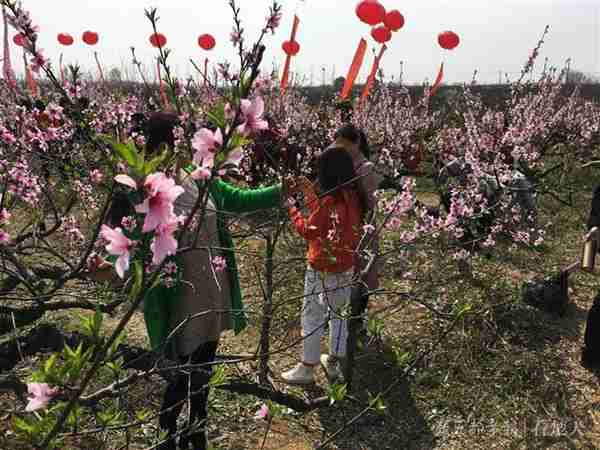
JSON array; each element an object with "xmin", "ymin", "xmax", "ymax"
[{"xmin": 109, "ymin": 112, "xmax": 284, "ymax": 450}]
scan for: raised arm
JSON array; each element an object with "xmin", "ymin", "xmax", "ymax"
[
  {"xmin": 288, "ymin": 198, "xmax": 331, "ymax": 241},
  {"xmin": 356, "ymin": 161, "xmax": 383, "ymax": 213},
  {"xmin": 209, "ymin": 179, "xmax": 282, "ymax": 214}
]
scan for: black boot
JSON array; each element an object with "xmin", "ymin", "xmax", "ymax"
[
  {"xmin": 157, "ymin": 428, "xmax": 178, "ymax": 450},
  {"xmin": 179, "ymin": 427, "xmax": 207, "ymax": 450}
]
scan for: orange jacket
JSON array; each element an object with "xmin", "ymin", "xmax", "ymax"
[{"xmin": 289, "ymin": 188, "xmax": 362, "ymax": 273}]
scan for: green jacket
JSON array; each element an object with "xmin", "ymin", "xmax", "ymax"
[{"xmin": 143, "ymin": 179, "xmax": 281, "ymax": 352}]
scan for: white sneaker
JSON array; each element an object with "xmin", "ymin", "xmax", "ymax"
[
  {"xmin": 281, "ymin": 363, "xmax": 315, "ymax": 385},
  {"xmin": 320, "ymin": 354, "xmax": 343, "ymax": 382}
]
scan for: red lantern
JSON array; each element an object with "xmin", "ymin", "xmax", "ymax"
[
  {"xmin": 57, "ymin": 33, "xmax": 74, "ymax": 46},
  {"xmin": 82, "ymin": 31, "xmax": 99, "ymax": 46},
  {"xmin": 356, "ymin": 0, "xmax": 386, "ymax": 26},
  {"xmin": 149, "ymin": 33, "xmax": 167, "ymax": 48},
  {"xmin": 198, "ymin": 34, "xmax": 216, "ymax": 51},
  {"xmin": 438, "ymin": 31, "xmax": 460, "ymax": 50},
  {"xmin": 282, "ymin": 40, "xmax": 300, "ymax": 56},
  {"xmin": 12, "ymin": 33, "xmax": 25, "ymax": 47},
  {"xmin": 371, "ymin": 25, "xmax": 392, "ymax": 44},
  {"xmin": 384, "ymin": 10, "xmax": 404, "ymax": 32}
]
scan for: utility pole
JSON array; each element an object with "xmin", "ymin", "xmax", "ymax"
[{"xmin": 399, "ymin": 61, "xmax": 404, "ymax": 85}]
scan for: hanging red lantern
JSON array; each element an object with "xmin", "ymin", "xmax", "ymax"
[
  {"xmin": 198, "ymin": 34, "xmax": 216, "ymax": 50},
  {"xmin": 371, "ymin": 25, "xmax": 392, "ymax": 44},
  {"xmin": 57, "ymin": 33, "xmax": 74, "ymax": 46},
  {"xmin": 356, "ymin": 0, "xmax": 386, "ymax": 26},
  {"xmin": 82, "ymin": 31, "xmax": 99, "ymax": 46},
  {"xmin": 149, "ymin": 32, "xmax": 167, "ymax": 48},
  {"xmin": 384, "ymin": 10, "xmax": 404, "ymax": 32},
  {"xmin": 282, "ymin": 40, "xmax": 300, "ymax": 56},
  {"xmin": 438, "ymin": 31, "xmax": 460, "ymax": 50},
  {"xmin": 12, "ymin": 33, "xmax": 25, "ymax": 47}
]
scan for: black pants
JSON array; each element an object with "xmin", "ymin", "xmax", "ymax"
[
  {"xmin": 353, "ymin": 283, "xmax": 370, "ymax": 317},
  {"xmin": 159, "ymin": 341, "xmax": 218, "ymax": 450},
  {"xmin": 357, "ymin": 294, "xmax": 369, "ymax": 317}
]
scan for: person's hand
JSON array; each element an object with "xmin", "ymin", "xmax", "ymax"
[
  {"xmin": 296, "ymin": 176, "xmax": 313, "ymax": 192},
  {"xmin": 283, "ymin": 175, "xmax": 298, "ymax": 197},
  {"xmin": 85, "ymin": 254, "xmax": 118, "ymax": 283},
  {"xmin": 87, "ymin": 254, "xmax": 111, "ymax": 272}
]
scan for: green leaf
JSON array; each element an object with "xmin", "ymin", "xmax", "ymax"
[
  {"xmin": 206, "ymin": 103, "xmax": 226, "ymax": 129},
  {"xmin": 209, "ymin": 364, "xmax": 228, "ymax": 387},
  {"xmin": 228, "ymin": 131, "xmax": 252, "ymax": 150},
  {"xmin": 455, "ymin": 303, "xmax": 472, "ymax": 319},
  {"xmin": 100, "ymin": 135, "xmax": 144, "ymax": 174},
  {"xmin": 327, "ymin": 383, "xmax": 347, "ymax": 406},
  {"xmin": 144, "ymin": 150, "xmax": 168, "ymax": 175},
  {"xmin": 393, "ymin": 349, "xmax": 412, "ymax": 369},
  {"xmin": 12, "ymin": 416, "xmax": 35, "ymax": 435},
  {"xmin": 44, "ymin": 354, "xmax": 58, "ymax": 376},
  {"xmin": 107, "ymin": 331, "xmax": 126, "ymax": 359},
  {"xmin": 130, "ymin": 261, "xmax": 144, "ymax": 301},
  {"xmin": 135, "ymin": 408, "xmax": 152, "ymax": 422},
  {"xmin": 367, "ymin": 392, "xmax": 387, "ymax": 415}
]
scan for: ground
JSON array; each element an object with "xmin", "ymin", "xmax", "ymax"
[{"xmin": 2, "ymin": 170, "xmax": 600, "ymax": 450}]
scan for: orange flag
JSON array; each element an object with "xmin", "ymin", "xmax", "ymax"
[
  {"xmin": 157, "ymin": 60, "xmax": 171, "ymax": 110},
  {"xmin": 429, "ymin": 62, "xmax": 444, "ymax": 98},
  {"xmin": 281, "ymin": 14, "xmax": 300, "ymax": 93},
  {"xmin": 23, "ymin": 52, "xmax": 37, "ymax": 97},
  {"xmin": 340, "ymin": 38, "xmax": 367, "ymax": 100},
  {"xmin": 360, "ymin": 44, "xmax": 387, "ymax": 103}
]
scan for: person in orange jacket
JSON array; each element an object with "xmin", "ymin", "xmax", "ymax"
[{"xmin": 281, "ymin": 147, "xmax": 365, "ymax": 385}]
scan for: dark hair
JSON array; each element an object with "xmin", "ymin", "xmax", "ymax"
[
  {"xmin": 105, "ymin": 111, "xmax": 179, "ymax": 227},
  {"xmin": 144, "ymin": 111, "xmax": 179, "ymax": 153},
  {"xmin": 317, "ymin": 147, "xmax": 367, "ymax": 216},
  {"xmin": 106, "ymin": 192, "xmax": 134, "ymax": 228},
  {"xmin": 334, "ymin": 124, "xmax": 371, "ymax": 159}
]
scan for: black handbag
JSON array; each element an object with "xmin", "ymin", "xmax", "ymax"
[{"xmin": 522, "ymin": 270, "xmax": 570, "ymax": 316}]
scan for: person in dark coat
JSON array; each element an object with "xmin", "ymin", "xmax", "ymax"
[{"xmin": 581, "ymin": 185, "xmax": 600, "ymax": 368}]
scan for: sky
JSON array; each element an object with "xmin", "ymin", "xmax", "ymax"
[{"xmin": 6, "ymin": 0, "xmax": 600, "ymax": 85}]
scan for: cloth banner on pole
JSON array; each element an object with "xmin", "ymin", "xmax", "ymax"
[
  {"xmin": 360, "ymin": 44, "xmax": 387, "ymax": 102},
  {"xmin": 340, "ymin": 38, "xmax": 367, "ymax": 100},
  {"xmin": 429, "ymin": 62, "xmax": 444, "ymax": 98},
  {"xmin": 281, "ymin": 14, "xmax": 300, "ymax": 93}
]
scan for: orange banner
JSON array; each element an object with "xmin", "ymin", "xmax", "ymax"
[
  {"xmin": 280, "ymin": 14, "xmax": 300, "ymax": 93},
  {"xmin": 23, "ymin": 52, "xmax": 37, "ymax": 97},
  {"xmin": 340, "ymin": 38, "xmax": 367, "ymax": 100},
  {"xmin": 157, "ymin": 60, "xmax": 171, "ymax": 110},
  {"xmin": 360, "ymin": 44, "xmax": 387, "ymax": 103},
  {"xmin": 280, "ymin": 55, "xmax": 292, "ymax": 92},
  {"xmin": 429, "ymin": 62, "xmax": 444, "ymax": 98},
  {"xmin": 290, "ymin": 14, "xmax": 300, "ymax": 41}
]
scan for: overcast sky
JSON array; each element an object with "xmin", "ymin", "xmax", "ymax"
[{"xmin": 7, "ymin": 0, "xmax": 600, "ymax": 85}]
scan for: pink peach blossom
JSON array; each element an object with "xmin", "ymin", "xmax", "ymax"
[
  {"xmin": 237, "ymin": 97, "xmax": 268, "ymax": 136},
  {"xmin": 135, "ymin": 173, "xmax": 184, "ymax": 233},
  {"xmin": 25, "ymin": 383, "xmax": 58, "ymax": 412},
  {"xmin": 100, "ymin": 225, "xmax": 134, "ymax": 278},
  {"xmin": 150, "ymin": 219, "xmax": 179, "ymax": 265}
]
